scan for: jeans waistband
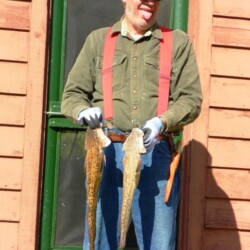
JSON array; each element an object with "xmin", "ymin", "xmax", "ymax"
[{"xmin": 106, "ymin": 130, "xmax": 172, "ymax": 143}]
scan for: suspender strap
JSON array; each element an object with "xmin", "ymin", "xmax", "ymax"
[
  {"xmin": 102, "ymin": 27, "xmax": 116, "ymax": 120},
  {"xmin": 102, "ymin": 26, "xmax": 172, "ymax": 120},
  {"xmin": 157, "ymin": 26, "xmax": 172, "ymax": 115}
]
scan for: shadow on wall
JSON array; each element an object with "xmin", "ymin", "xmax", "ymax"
[{"xmin": 178, "ymin": 139, "xmax": 242, "ymax": 250}]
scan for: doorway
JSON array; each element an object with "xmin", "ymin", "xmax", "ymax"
[{"xmin": 40, "ymin": 0, "xmax": 183, "ymax": 249}]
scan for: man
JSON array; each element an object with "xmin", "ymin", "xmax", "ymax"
[{"xmin": 61, "ymin": 0, "xmax": 202, "ymax": 249}]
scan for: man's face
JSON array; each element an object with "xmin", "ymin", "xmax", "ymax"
[{"xmin": 122, "ymin": 0, "xmax": 161, "ymax": 34}]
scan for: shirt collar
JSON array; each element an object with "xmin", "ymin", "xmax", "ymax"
[
  {"xmin": 111, "ymin": 17, "xmax": 163, "ymax": 41},
  {"xmin": 121, "ymin": 19, "xmax": 152, "ymax": 40}
]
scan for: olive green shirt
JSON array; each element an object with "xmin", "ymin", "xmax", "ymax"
[{"xmin": 61, "ymin": 19, "xmax": 202, "ymax": 132}]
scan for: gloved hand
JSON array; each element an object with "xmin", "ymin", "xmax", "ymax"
[
  {"xmin": 77, "ymin": 107, "xmax": 103, "ymax": 129},
  {"xmin": 142, "ymin": 117, "xmax": 163, "ymax": 150}
]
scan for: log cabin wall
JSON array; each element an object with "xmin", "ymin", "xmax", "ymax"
[
  {"xmin": 187, "ymin": 0, "xmax": 250, "ymax": 249},
  {"xmin": 0, "ymin": 0, "xmax": 48, "ymax": 249},
  {"xmin": 0, "ymin": 0, "xmax": 250, "ymax": 249}
]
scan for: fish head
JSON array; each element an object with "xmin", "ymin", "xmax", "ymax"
[
  {"xmin": 122, "ymin": 128, "xmax": 146, "ymax": 153},
  {"xmin": 85, "ymin": 128, "xmax": 111, "ymax": 150}
]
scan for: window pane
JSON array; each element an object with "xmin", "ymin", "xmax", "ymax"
[{"xmin": 56, "ymin": 131, "xmax": 86, "ymax": 246}]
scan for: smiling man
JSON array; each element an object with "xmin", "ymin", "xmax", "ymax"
[
  {"xmin": 122, "ymin": 0, "xmax": 160, "ymax": 34},
  {"xmin": 61, "ymin": 0, "xmax": 202, "ymax": 249}
]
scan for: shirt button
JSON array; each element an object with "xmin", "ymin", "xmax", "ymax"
[
  {"xmin": 133, "ymin": 89, "xmax": 137, "ymax": 93},
  {"xmin": 133, "ymin": 74, "xmax": 137, "ymax": 78},
  {"xmin": 133, "ymin": 57, "xmax": 137, "ymax": 60},
  {"xmin": 133, "ymin": 106, "xmax": 137, "ymax": 110}
]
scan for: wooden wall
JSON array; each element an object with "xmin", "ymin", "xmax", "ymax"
[
  {"xmin": 0, "ymin": 0, "xmax": 250, "ymax": 249},
  {"xmin": 0, "ymin": 1, "xmax": 48, "ymax": 249},
  {"xmin": 186, "ymin": 0, "xmax": 250, "ymax": 249}
]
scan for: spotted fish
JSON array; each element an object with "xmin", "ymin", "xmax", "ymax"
[
  {"xmin": 84, "ymin": 128, "xmax": 111, "ymax": 250},
  {"xmin": 119, "ymin": 128, "xmax": 146, "ymax": 248}
]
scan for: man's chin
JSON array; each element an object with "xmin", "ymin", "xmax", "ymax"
[{"xmin": 138, "ymin": 19, "xmax": 155, "ymax": 30}]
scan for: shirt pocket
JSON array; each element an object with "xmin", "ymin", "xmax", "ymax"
[
  {"xmin": 112, "ymin": 54, "xmax": 127, "ymax": 91},
  {"xmin": 97, "ymin": 54, "xmax": 127, "ymax": 92},
  {"xmin": 143, "ymin": 55, "xmax": 159, "ymax": 93}
]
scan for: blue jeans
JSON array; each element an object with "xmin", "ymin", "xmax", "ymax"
[{"xmin": 83, "ymin": 131, "xmax": 181, "ymax": 250}]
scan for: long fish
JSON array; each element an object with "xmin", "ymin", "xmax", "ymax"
[
  {"xmin": 119, "ymin": 128, "xmax": 146, "ymax": 248},
  {"xmin": 84, "ymin": 128, "xmax": 111, "ymax": 250}
]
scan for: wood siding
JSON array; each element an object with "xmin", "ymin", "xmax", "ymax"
[
  {"xmin": 1, "ymin": 0, "xmax": 250, "ymax": 249},
  {"xmin": 0, "ymin": 0, "xmax": 48, "ymax": 249},
  {"xmin": 187, "ymin": 0, "xmax": 250, "ymax": 249}
]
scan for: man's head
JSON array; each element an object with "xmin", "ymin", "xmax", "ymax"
[{"xmin": 122, "ymin": 0, "xmax": 161, "ymax": 35}]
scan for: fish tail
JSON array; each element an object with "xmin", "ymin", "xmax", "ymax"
[
  {"xmin": 88, "ymin": 217, "xmax": 95, "ymax": 250},
  {"xmin": 119, "ymin": 233, "xmax": 127, "ymax": 248},
  {"xmin": 90, "ymin": 243, "xmax": 95, "ymax": 250},
  {"xmin": 119, "ymin": 191, "xmax": 133, "ymax": 248}
]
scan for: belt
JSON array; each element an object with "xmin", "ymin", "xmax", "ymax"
[
  {"xmin": 107, "ymin": 132, "xmax": 129, "ymax": 142},
  {"xmin": 107, "ymin": 131, "xmax": 172, "ymax": 143}
]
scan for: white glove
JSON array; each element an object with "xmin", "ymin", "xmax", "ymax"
[
  {"xmin": 142, "ymin": 117, "xmax": 163, "ymax": 150},
  {"xmin": 77, "ymin": 107, "xmax": 103, "ymax": 129}
]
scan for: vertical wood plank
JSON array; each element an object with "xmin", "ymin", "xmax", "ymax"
[
  {"xmin": 18, "ymin": 0, "xmax": 49, "ymax": 248},
  {"xmin": 186, "ymin": 0, "xmax": 213, "ymax": 249}
]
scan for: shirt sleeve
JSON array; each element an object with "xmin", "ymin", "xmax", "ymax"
[
  {"xmin": 160, "ymin": 29, "xmax": 203, "ymax": 132},
  {"xmin": 61, "ymin": 32, "xmax": 96, "ymax": 122}
]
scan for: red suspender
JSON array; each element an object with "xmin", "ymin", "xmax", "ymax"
[
  {"xmin": 102, "ymin": 27, "xmax": 116, "ymax": 120},
  {"xmin": 102, "ymin": 26, "xmax": 172, "ymax": 120},
  {"xmin": 157, "ymin": 26, "xmax": 172, "ymax": 115}
]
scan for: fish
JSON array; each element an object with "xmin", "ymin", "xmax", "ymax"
[
  {"xmin": 84, "ymin": 128, "xmax": 111, "ymax": 250},
  {"xmin": 119, "ymin": 128, "xmax": 146, "ymax": 248}
]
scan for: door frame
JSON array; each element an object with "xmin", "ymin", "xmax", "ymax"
[{"xmin": 40, "ymin": 0, "xmax": 189, "ymax": 249}]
